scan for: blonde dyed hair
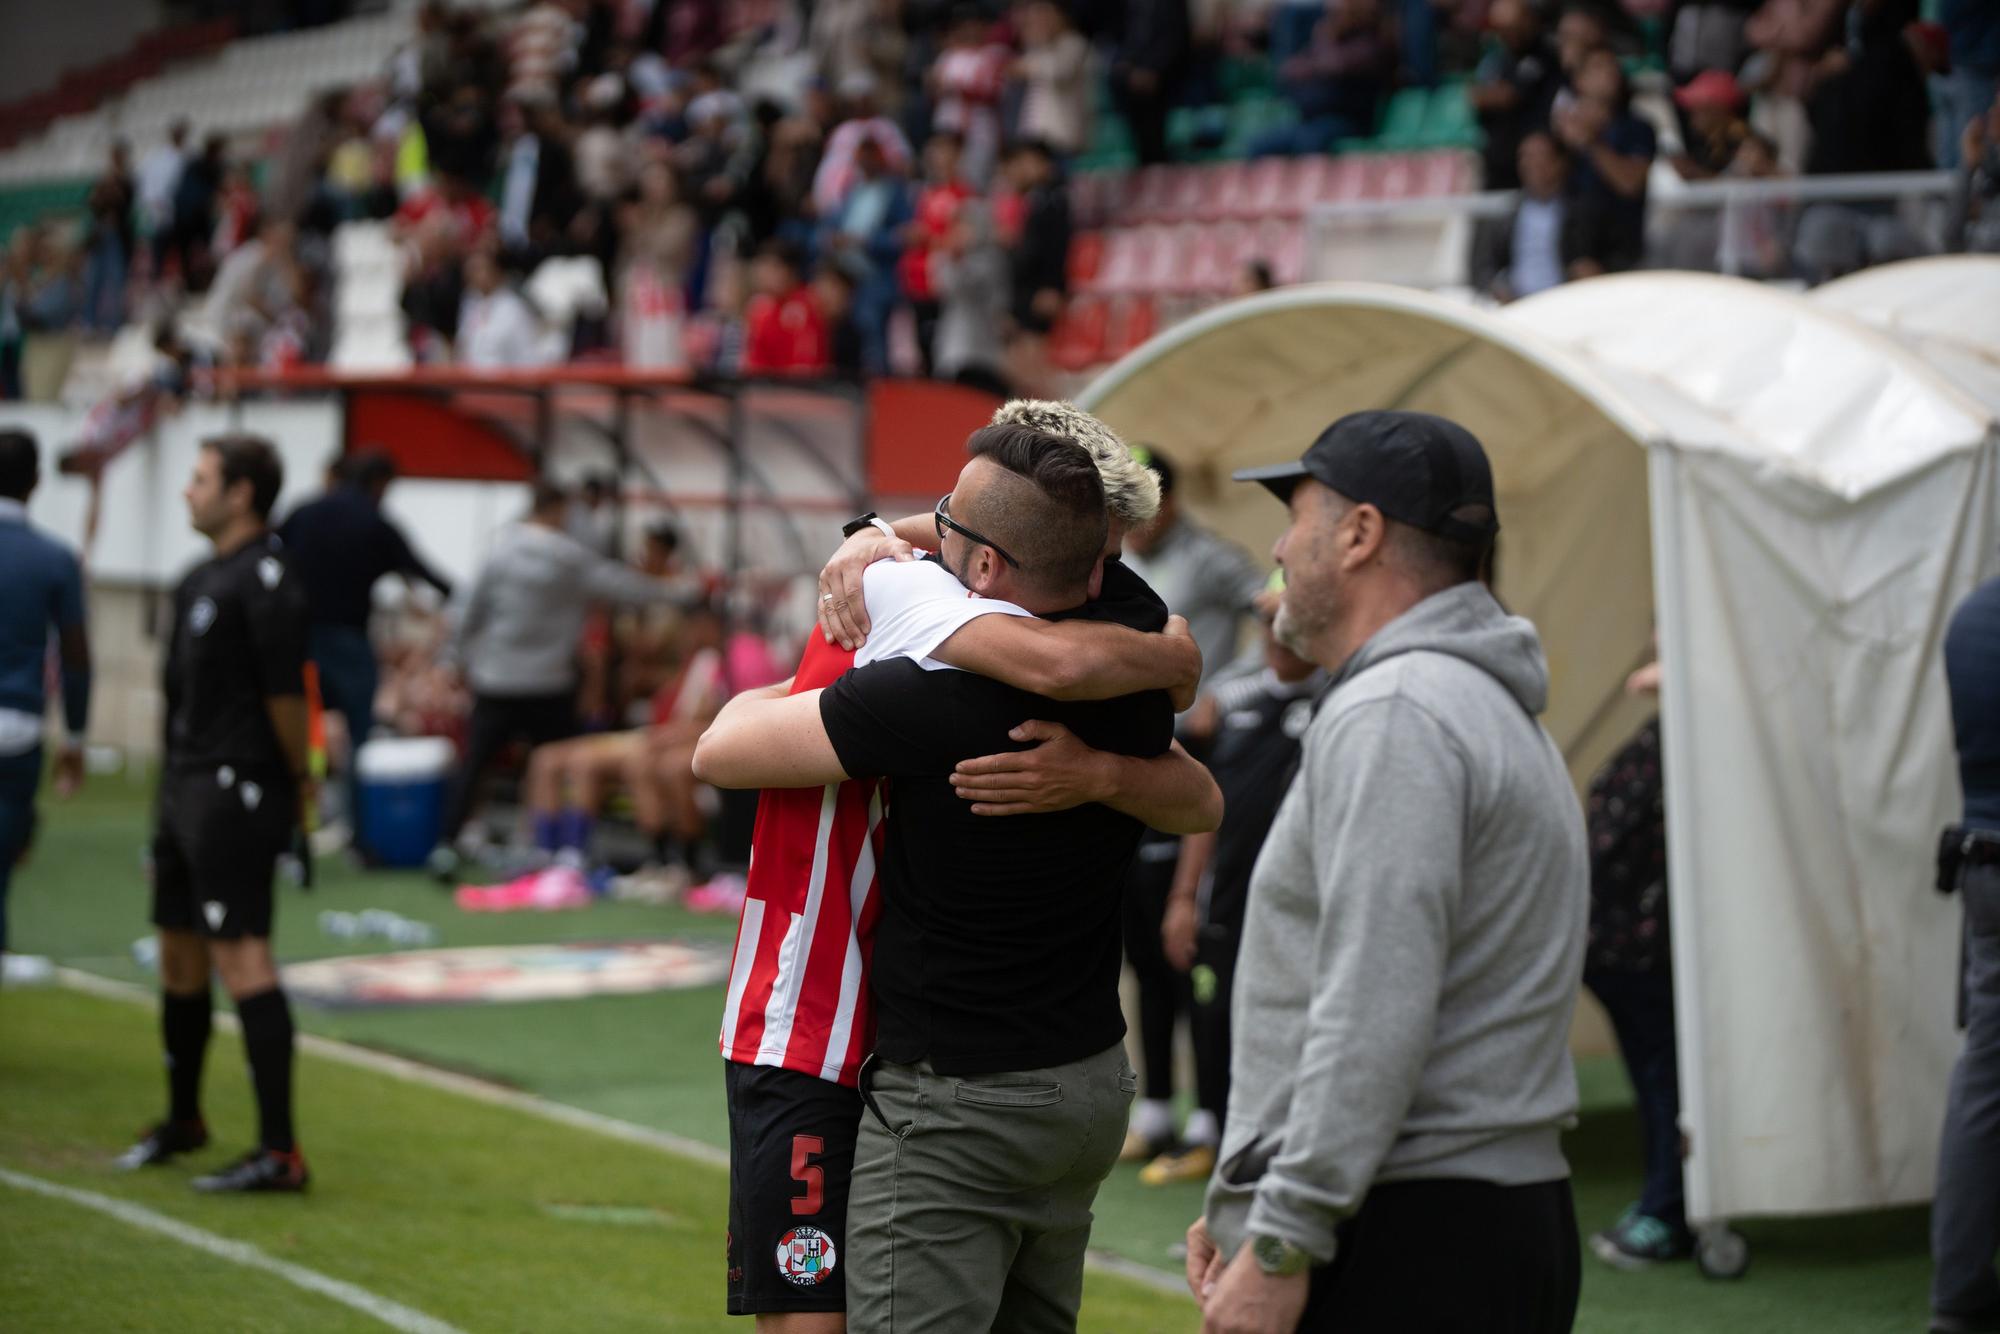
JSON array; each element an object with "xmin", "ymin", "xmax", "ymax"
[{"xmin": 990, "ymin": 399, "xmax": 1161, "ymax": 527}]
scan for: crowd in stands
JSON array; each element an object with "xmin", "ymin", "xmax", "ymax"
[{"xmin": 1, "ymin": 0, "xmax": 1997, "ymax": 400}]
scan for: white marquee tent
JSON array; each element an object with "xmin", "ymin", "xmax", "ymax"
[{"xmin": 1078, "ymin": 274, "xmax": 2000, "ymax": 1226}]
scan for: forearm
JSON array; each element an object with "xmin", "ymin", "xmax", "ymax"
[
  {"xmin": 939, "ymin": 616, "xmax": 1199, "ymax": 702},
  {"xmin": 1099, "ymin": 742, "xmax": 1222, "ymax": 834},
  {"xmin": 1170, "ymin": 829, "xmax": 1217, "ymax": 905},
  {"xmin": 264, "ymin": 696, "xmax": 312, "ymax": 782},
  {"xmin": 59, "ymin": 627, "xmax": 91, "ymax": 739},
  {"xmin": 887, "ymin": 512, "xmax": 932, "ymax": 550},
  {"xmin": 691, "ymin": 682, "xmax": 848, "ymax": 790}
]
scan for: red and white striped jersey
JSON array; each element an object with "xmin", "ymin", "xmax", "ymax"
[{"xmin": 717, "ymin": 559, "xmax": 1030, "ymax": 1086}]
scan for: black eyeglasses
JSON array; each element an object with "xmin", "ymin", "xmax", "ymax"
[{"xmin": 934, "ymin": 494, "xmax": 1021, "ymax": 569}]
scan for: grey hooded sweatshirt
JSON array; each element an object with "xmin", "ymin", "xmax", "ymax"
[
  {"xmin": 450, "ymin": 521, "xmax": 682, "ymax": 697},
  {"xmin": 1204, "ymin": 580, "xmax": 1588, "ymax": 1263}
]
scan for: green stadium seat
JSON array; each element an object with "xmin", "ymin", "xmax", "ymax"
[
  {"xmin": 1372, "ymin": 88, "xmax": 1430, "ymax": 151},
  {"xmin": 1419, "ymin": 83, "xmax": 1482, "ymax": 149}
]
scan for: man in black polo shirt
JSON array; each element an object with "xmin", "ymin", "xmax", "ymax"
[
  {"xmin": 116, "ymin": 434, "xmax": 314, "ymax": 1194},
  {"xmin": 694, "ymin": 424, "xmax": 1181, "ymax": 1331},
  {"xmin": 278, "ymin": 448, "xmax": 451, "ymax": 857}
]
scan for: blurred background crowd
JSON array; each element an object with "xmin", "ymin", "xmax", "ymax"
[{"xmin": 0, "ymin": 0, "xmax": 1994, "ymax": 405}]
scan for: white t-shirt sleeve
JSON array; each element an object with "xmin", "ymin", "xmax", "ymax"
[{"xmin": 855, "ymin": 558, "xmax": 1033, "ymax": 671}]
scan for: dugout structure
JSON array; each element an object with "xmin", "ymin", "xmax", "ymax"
[
  {"xmin": 1079, "ymin": 274, "xmax": 2000, "ymax": 1241},
  {"xmin": 202, "ymin": 367, "xmax": 1000, "ymax": 591}
]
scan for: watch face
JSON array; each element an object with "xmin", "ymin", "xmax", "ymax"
[{"xmin": 1253, "ymin": 1234, "xmax": 1304, "ymax": 1275}]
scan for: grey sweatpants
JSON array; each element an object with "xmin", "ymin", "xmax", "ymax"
[
  {"xmin": 1937, "ymin": 864, "xmax": 2000, "ymax": 1321},
  {"xmin": 847, "ymin": 1042, "xmax": 1136, "ymax": 1333}
]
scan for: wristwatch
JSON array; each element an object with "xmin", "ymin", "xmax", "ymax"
[
  {"xmin": 841, "ymin": 512, "xmax": 895, "ymax": 540},
  {"xmin": 1250, "ymin": 1234, "xmax": 1311, "ymax": 1277}
]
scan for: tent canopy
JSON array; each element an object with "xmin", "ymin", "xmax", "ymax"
[
  {"xmin": 1079, "ymin": 278, "xmax": 2000, "ymax": 1223},
  {"xmin": 1814, "ymin": 255, "xmax": 2000, "ymax": 416}
]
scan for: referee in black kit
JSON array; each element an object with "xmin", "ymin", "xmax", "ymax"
[{"xmin": 116, "ymin": 435, "xmax": 315, "ymax": 1193}]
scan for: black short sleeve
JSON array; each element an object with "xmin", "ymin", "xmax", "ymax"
[
  {"xmin": 820, "ymin": 659, "xmax": 981, "ymax": 780},
  {"xmin": 244, "ymin": 554, "xmax": 309, "ymax": 699}
]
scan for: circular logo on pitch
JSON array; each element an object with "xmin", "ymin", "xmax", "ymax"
[{"xmin": 774, "ymin": 1227, "xmax": 836, "ymax": 1287}]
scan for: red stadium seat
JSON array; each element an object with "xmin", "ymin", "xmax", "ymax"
[
  {"xmin": 1048, "ymin": 294, "xmax": 1110, "ymax": 372},
  {"xmin": 1104, "ymin": 295, "xmax": 1158, "ymax": 361},
  {"xmin": 1067, "ymin": 231, "xmax": 1105, "ymax": 289},
  {"xmin": 1194, "ymin": 162, "xmax": 1249, "ymax": 223},
  {"xmin": 1253, "ymin": 218, "xmax": 1307, "ymax": 284},
  {"xmin": 1090, "ymin": 228, "xmax": 1143, "ymax": 294},
  {"xmin": 1161, "ymin": 165, "xmax": 1208, "ymax": 222},
  {"xmin": 1239, "ymin": 158, "xmax": 1288, "ymax": 219},
  {"xmin": 1124, "ymin": 164, "xmax": 1174, "ymax": 223},
  {"xmin": 1128, "ymin": 226, "xmax": 1179, "ymax": 294},
  {"xmin": 1276, "ymin": 156, "xmax": 1332, "ymax": 216},
  {"xmin": 1181, "ymin": 223, "xmax": 1231, "ymax": 295},
  {"xmin": 1377, "ymin": 153, "xmax": 1421, "ymax": 200},
  {"xmin": 1323, "ymin": 154, "xmax": 1369, "ymax": 204}
]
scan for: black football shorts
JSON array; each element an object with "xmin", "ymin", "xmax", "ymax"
[
  {"xmin": 725, "ymin": 1060, "xmax": 863, "ymax": 1315},
  {"xmin": 151, "ymin": 767, "xmax": 294, "ymax": 941}
]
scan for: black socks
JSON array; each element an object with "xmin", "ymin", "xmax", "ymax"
[
  {"xmin": 161, "ymin": 989, "xmax": 212, "ymax": 1125},
  {"xmin": 235, "ymin": 987, "xmax": 296, "ymax": 1153}
]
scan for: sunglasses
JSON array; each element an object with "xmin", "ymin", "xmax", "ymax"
[{"xmin": 934, "ymin": 493, "xmax": 1021, "ymax": 569}]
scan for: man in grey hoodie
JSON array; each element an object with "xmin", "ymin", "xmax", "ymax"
[
  {"xmin": 430, "ymin": 479, "xmax": 689, "ymax": 877},
  {"xmin": 1188, "ymin": 411, "xmax": 1588, "ymax": 1334}
]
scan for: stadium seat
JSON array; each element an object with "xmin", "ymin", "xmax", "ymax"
[
  {"xmin": 1420, "ymin": 83, "xmax": 1482, "ymax": 150},
  {"xmin": 1238, "ymin": 158, "xmax": 1289, "ymax": 219},
  {"xmin": 1047, "ymin": 293, "xmax": 1109, "ymax": 372},
  {"xmin": 1160, "ymin": 165, "xmax": 1208, "ymax": 222},
  {"xmin": 1377, "ymin": 153, "xmax": 1422, "ymax": 200},
  {"xmin": 1418, "ymin": 149, "xmax": 1476, "ymax": 196},
  {"xmin": 1322, "ymin": 154, "xmax": 1369, "ymax": 205},
  {"xmin": 1276, "ymin": 156, "xmax": 1333, "ymax": 216},
  {"xmin": 1123, "ymin": 164, "xmax": 1174, "ymax": 223},
  {"xmin": 1256, "ymin": 219, "xmax": 1308, "ymax": 285},
  {"xmin": 1371, "ymin": 88, "xmax": 1431, "ymax": 152},
  {"xmin": 1104, "ymin": 295, "xmax": 1157, "ymax": 362},
  {"xmin": 1089, "ymin": 227, "xmax": 1144, "ymax": 294},
  {"xmin": 1067, "ymin": 231, "xmax": 1105, "ymax": 289},
  {"xmin": 1193, "ymin": 161, "xmax": 1249, "ymax": 223},
  {"xmin": 1132, "ymin": 225, "xmax": 1182, "ymax": 293}
]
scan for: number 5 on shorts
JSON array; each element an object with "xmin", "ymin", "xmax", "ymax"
[{"xmin": 790, "ymin": 1134, "xmax": 824, "ymax": 1216}]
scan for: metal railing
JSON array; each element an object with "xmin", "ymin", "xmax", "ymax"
[{"xmin": 1304, "ymin": 169, "xmax": 1964, "ymax": 289}]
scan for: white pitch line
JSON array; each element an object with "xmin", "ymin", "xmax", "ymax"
[
  {"xmin": 51, "ymin": 968, "xmax": 1187, "ymax": 1297},
  {"xmin": 0, "ymin": 1166, "xmax": 468, "ymax": 1334}
]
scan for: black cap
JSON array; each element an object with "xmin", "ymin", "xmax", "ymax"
[{"xmin": 1233, "ymin": 410, "xmax": 1500, "ymax": 546}]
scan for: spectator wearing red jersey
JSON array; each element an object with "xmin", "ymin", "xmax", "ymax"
[
  {"xmin": 900, "ymin": 131, "xmax": 975, "ymax": 376},
  {"xmin": 741, "ymin": 241, "xmax": 830, "ymax": 375}
]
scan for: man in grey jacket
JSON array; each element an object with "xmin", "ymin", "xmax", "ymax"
[
  {"xmin": 1188, "ymin": 411, "xmax": 1588, "ymax": 1334},
  {"xmin": 430, "ymin": 479, "xmax": 687, "ymax": 877}
]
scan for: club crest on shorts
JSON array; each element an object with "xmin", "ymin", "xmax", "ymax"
[{"xmin": 774, "ymin": 1226, "xmax": 836, "ymax": 1287}]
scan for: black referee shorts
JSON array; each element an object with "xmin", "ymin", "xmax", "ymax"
[
  {"xmin": 151, "ymin": 767, "xmax": 295, "ymax": 941},
  {"xmin": 724, "ymin": 1060, "xmax": 863, "ymax": 1315}
]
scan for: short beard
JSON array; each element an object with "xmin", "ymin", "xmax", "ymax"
[
  {"xmin": 1273, "ymin": 601, "xmax": 1313, "ymax": 659},
  {"xmin": 945, "ymin": 541, "xmax": 976, "ymax": 590}
]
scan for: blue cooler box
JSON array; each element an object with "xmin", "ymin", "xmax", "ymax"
[{"xmin": 355, "ymin": 737, "xmax": 455, "ymax": 868}]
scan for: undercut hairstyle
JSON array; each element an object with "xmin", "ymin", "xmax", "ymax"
[
  {"xmin": 203, "ymin": 434, "xmax": 284, "ymax": 520},
  {"xmin": 990, "ymin": 399, "xmax": 1160, "ymax": 526},
  {"xmin": 0, "ymin": 428, "xmax": 38, "ymax": 500},
  {"xmin": 963, "ymin": 423, "xmax": 1108, "ymax": 598}
]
